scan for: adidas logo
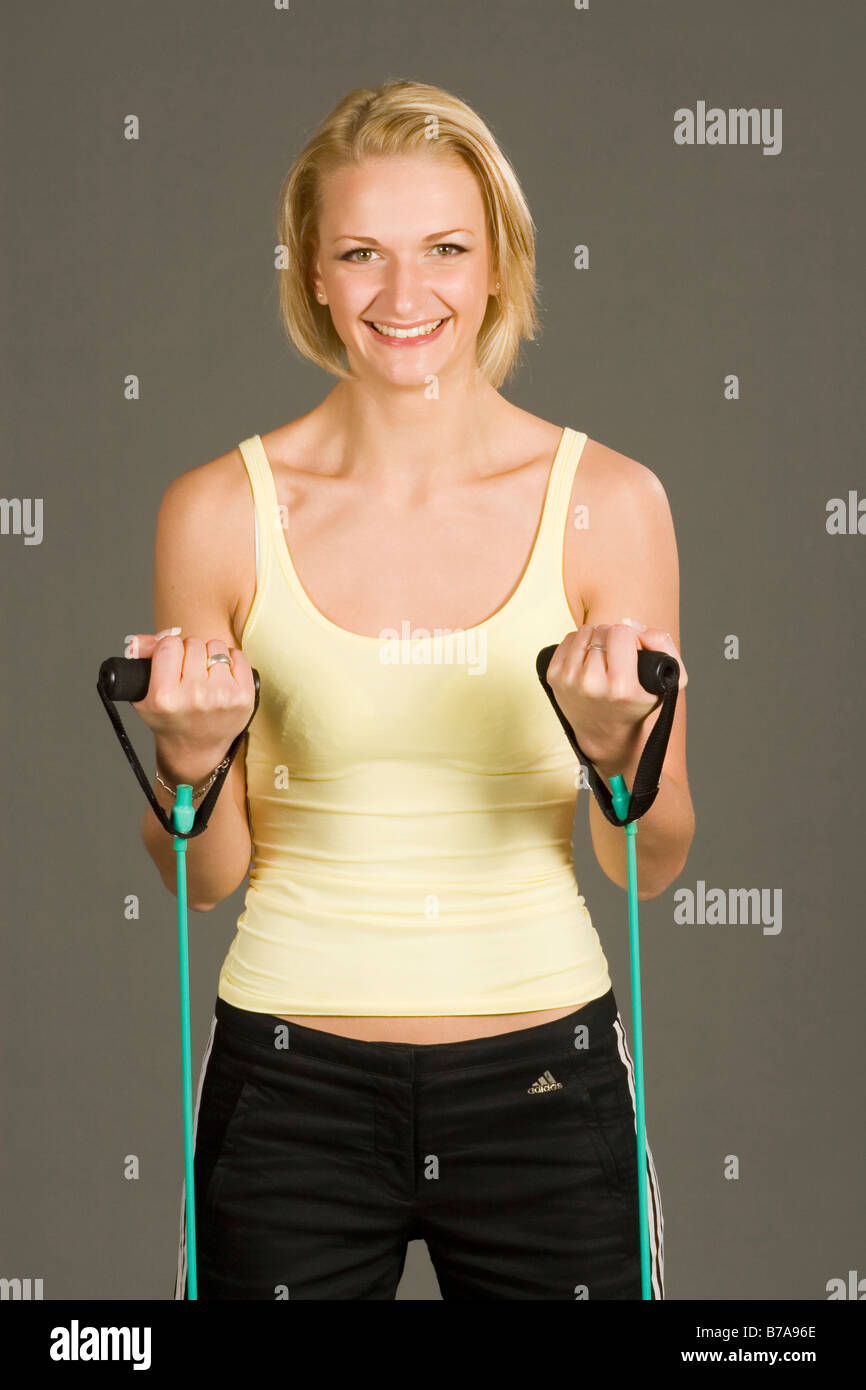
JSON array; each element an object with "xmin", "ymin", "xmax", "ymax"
[{"xmin": 527, "ymin": 1069, "xmax": 563, "ymax": 1094}]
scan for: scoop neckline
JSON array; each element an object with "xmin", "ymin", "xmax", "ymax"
[{"xmin": 255, "ymin": 425, "xmax": 573, "ymax": 644}]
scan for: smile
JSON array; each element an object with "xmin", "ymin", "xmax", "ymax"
[{"xmin": 365, "ymin": 317, "xmax": 449, "ymax": 343}]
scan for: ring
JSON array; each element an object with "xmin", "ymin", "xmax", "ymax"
[
  {"xmin": 207, "ymin": 653, "xmax": 233, "ymax": 670},
  {"xmin": 586, "ymin": 643, "xmax": 605, "ymax": 653}
]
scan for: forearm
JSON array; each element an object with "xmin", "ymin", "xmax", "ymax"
[
  {"xmin": 587, "ymin": 740, "xmax": 694, "ymax": 899},
  {"xmin": 140, "ymin": 739, "xmax": 252, "ymax": 912}
]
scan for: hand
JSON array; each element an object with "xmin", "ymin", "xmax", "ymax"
[
  {"xmin": 124, "ymin": 628, "xmax": 256, "ymax": 775},
  {"xmin": 546, "ymin": 619, "xmax": 687, "ymax": 778}
]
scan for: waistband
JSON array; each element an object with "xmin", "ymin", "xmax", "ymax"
[{"xmin": 213, "ymin": 989, "xmax": 618, "ymax": 1081}]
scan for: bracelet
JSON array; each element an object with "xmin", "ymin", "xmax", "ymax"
[{"xmin": 155, "ymin": 755, "xmax": 232, "ymax": 803}]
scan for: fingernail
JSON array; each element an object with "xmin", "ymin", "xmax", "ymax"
[
  {"xmin": 622, "ymin": 617, "xmax": 647, "ymax": 630},
  {"xmin": 155, "ymin": 626, "xmax": 182, "ymax": 638}
]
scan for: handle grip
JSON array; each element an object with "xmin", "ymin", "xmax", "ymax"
[
  {"xmin": 635, "ymin": 647, "xmax": 679, "ymax": 698},
  {"xmin": 536, "ymin": 645, "xmax": 678, "ymax": 702},
  {"xmin": 96, "ymin": 655, "xmax": 262, "ymax": 839},
  {"xmin": 98, "ymin": 655, "xmax": 260, "ymax": 703},
  {"xmin": 535, "ymin": 644, "xmax": 680, "ymax": 827}
]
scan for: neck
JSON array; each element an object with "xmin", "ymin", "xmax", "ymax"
[{"xmin": 317, "ymin": 376, "xmax": 509, "ymax": 486}]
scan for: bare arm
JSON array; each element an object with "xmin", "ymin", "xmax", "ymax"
[
  {"xmin": 138, "ymin": 461, "xmax": 254, "ymax": 912},
  {"xmin": 573, "ymin": 455, "xmax": 694, "ymax": 899}
]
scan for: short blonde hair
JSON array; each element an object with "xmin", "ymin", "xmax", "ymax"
[{"xmin": 274, "ymin": 78, "xmax": 541, "ymax": 387}]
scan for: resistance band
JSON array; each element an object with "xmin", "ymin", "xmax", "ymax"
[
  {"xmin": 98, "ymin": 643, "xmax": 676, "ymax": 1302},
  {"xmin": 97, "ymin": 656, "xmax": 261, "ymax": 1301},
  {"xmin": 536, "ymin": 643, "xmax": 679, "ymax": 1300}
]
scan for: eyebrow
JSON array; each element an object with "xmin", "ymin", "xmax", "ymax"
[{"xmin": 333, "ymin": 228, "xmax": 476, "ymax": 245}]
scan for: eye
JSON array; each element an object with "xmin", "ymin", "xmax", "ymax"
[{"xmin": 339, "ymin": 243, "xmax": 468, "ymax": 262}]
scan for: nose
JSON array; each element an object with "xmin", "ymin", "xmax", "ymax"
[{"xmin": 378, "ymin": 257, "xmax": 435, "ymax": 319}]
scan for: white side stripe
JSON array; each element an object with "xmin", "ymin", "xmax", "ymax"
[
  {"xmin": 174, "ymin": 1013, "xmax": 218, "ymax": 1300},
  {"xmin": 612, "ymin": 1011, "xmax": 665, "ymax": 1300}
]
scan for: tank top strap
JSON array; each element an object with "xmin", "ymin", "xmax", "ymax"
[
  {"xmin": 238, "ymin": 435, "xmax": 282, "ymax": 585},
  {"xmin": 530, "ymin": 426, "xmax": 588, "ymax": 589}
]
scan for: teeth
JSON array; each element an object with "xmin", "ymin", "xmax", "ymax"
[{"xmin": 370, "ymin": 318, "xmax": 444, "ymax": 339}]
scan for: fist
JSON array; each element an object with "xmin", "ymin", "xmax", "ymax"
[
  {"xmin": 123, "ymin": 627, "xmax": 256, "ymax": 757},
  {"xmin": 546, "ymin": 619, "xmax": 687, "ymax": 777}
]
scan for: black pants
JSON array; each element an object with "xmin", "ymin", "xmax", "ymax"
[{"xmin": 174, "ymin": 987, "xmax": 663, "ymax": 1299}]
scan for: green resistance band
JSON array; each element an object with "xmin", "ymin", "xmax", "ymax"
[
  {"xmin": 536, "ymin": 644, "xmax": 680, "ymax": 1301},
  {"xmin": 97, "ymin": 656, "xmax": 261, "ymax": 1301}
]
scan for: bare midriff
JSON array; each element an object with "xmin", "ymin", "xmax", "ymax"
[{"xmin": 273, "ymin": 1005, "xmax": 580, "ymax": 1044}]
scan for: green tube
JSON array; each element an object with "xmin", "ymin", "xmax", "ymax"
[
  {"xmin": 609, "ymin": 774, "xmax": 652, "ymax": 1301},
  {"xmin": 172, "ymin": 787, "xmax": 197, "ymax": 1301}
]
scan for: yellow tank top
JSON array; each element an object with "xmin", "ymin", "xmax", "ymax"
[{"xmin": 217, "ymin": 426, "xmax": 612, "ymax": 1015}]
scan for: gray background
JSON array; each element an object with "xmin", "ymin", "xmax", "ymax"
[{"xmin": 1, "ymin": 0, "xmax": 863, "ymax": 1300}]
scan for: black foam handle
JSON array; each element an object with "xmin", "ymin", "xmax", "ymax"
[
  {"xmin": 536, "ymin": 644, "xmax": 680, "ymax": 827},
  {"xmin": 98, "ymin": 655, "xmax": 260, "ymax": 704},
  {"xmin": 96, "ymin": 655, "xmax": 261, "ymax": 840},
  {"xmin": 537, "ymin": 646, "xmax": 678, "ymax": 703}
]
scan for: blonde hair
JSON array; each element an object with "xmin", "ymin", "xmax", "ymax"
[{"xmin": 274, "ymin": 78, "xmax": 541, "ymax": 388}]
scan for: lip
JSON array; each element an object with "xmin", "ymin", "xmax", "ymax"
[{"xmin": 364, "ymin": 316, "xmax": 450, "ymax": 347}]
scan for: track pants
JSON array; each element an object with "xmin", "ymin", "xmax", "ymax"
[{"xmin": 174, "ymin": 986, "xmax": 663, "ymax": 1300}]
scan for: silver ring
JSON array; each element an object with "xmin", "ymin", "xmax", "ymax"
[
  {"xmin": 586, "ymin": 643, "xmax": 605, "ymax": 653},
  {"xmin": 206, "ymin": 653, "xmax": 233, "ymax": 670}
]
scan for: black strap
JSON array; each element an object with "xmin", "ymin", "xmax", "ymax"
[
  {"xmin": 96, "ymin": 669, "xmax": 261, "ymax": 840},
  {"xmin": 536, "ymin": 645, "xmax": 679, "ymax": 827}
]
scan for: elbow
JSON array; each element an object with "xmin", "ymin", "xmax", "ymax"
[
  {"xmin": 636, "ymin": 826, "xmax": 695, "ymax": 900},
  {"xmin": 635, "ymin": 870, "xmax": 681, "ymax": 902},
  {"xmin": 637, "ymin": 880, "xmax": 671, "ymax": 902},
  {"xmin": 188, "ymin": 880, "xmax": 236, "ymax": 913},
  {"xmin": 180, "ymin": 888, "xmax": 227, "ymax": 912},
  {"xmin": 162, "ymin": 876, "xmax": 213, "ymax": 912},
  {"xmin": 191, "ymin": 861, "xmax": 251, "ymax": 914},
  {"xmin": 155, "ymin": 869, "xmax": 219, "ymax": 913},
  {"xmin": 598, "ymin": 836, "xmax": 693, "ymax": 899}
]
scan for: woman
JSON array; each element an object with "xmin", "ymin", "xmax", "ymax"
[{"xmin": 133, "ymin": 79, "xmax": 693, "ymax": 1300}]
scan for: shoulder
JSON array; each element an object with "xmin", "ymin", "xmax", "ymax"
[
  {"xmin": 564, "ymin": 434, "xmax": 678, "ymax": 622},
  {"xmin": 155, "ymin": 441, "xmax": 248, "ymax": 550},
  {"xmin": 157, "ymin": 440, "xmax": 252, "ymax": 508},
  {"xmin": 569, "ymin": 435, "xmax": 674, "ymax": 549},
  {"xmin": 153, "ymin": 441, "xmax": 257, "ymax": 639},
  {"xmin": 513, "ymin": 407, "xmax": 665, "ymax": 506},
  {"xmin": 574, "ymin": 435, "xmax": 667, "ymax": 506}
]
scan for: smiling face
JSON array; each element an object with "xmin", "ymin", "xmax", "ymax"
[{"xmin": 310, "ymin": 153, "xmax": 498, "ymax": 385}]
